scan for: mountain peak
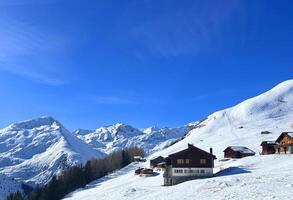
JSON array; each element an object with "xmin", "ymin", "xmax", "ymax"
[{"xmin": 4, "ymin": 116, "xmax": 60, "ymax": 131}]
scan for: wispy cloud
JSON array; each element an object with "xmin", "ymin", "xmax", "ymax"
[
  {"xmin": 0, "ymin": 17, "xmax": 70, "ymax": 85},
  {"xmin": 128, "ymin": 1, "xmax": 245, "ymax": 58}
]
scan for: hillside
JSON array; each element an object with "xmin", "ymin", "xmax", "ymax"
[
  {"xmin": 64, "ymin": 155, "xmax": 293, "ymax": 200},
  {"xmin": 0, "ymin": 116, "xmax": 104, "ymax": 200},
  {"xmin": 64, "ymin": 80, "xmax": 293, "ymax": 200},
  {"xmin": 154, "ymin": 79, "xmax": 293, "ymax": 157}
]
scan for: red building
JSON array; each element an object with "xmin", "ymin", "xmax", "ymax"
[{"xmin": 223, "ymin": 146, "xmax": 255, "ymax": 159}]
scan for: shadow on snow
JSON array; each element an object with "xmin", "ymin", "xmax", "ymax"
[{"xmin": 215, "ymin": 166, "xmax": 251, "ymax": 177}]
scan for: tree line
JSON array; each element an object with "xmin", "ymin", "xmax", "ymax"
[{"xmin": 6, "ymin": 147, "xmax": 144, "ymax": 200}]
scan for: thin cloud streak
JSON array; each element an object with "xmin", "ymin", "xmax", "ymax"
[
  {"xmin": 128, "ymin": 0, "xmax": 245, "ymax": 59},
  {"xmin": 0, "ymin": 17, "xmax": 70, "ymax": 86},
  {"xmin": 0, "ymin": 64, "xmax": 68, "ymax": 86}
]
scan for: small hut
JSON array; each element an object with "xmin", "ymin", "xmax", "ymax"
[
  {"xmin": 223, "ymin": 146, "xmax": 255, "ymax": 159},
  {"xmin": 155, "ymin": 162, "xmax": 166, "ymax": 171},
  {"xmin": 134, "ymin": 168, "xmax": 144, "ymax": 175},
  {"xmin": 150, "ymin": 156, "xmax": 165, "ymax": 168},
  {"xmin": 134, "ymin": 156, "xmax": 146, "ymax": 162},
  {"xmin": 261, "ymin": 131, "xmax": 271, "ymax": 135},
  {"xmin": 140, "ymin": 168, "xmax": 153, "ymax": 177},
  {"xmin": 260, "ymin": 141, "xmax": 277, "ymax": 155}
]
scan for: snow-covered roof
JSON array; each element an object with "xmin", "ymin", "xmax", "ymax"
[
  {"xmin": 261, "ymin": 141, "xmax": 277, "ymax": 145},
  {"xmin": 134, "ymin": 156, "xmax": 143, "ymax": 159},
  {"xmin": 265, "ymin": 141, "xmax": 277, "ymax": 144},
  {"xmin": 287, "ymin": 132, "xmax": 293, "ymax": 138},
  {"xmin": 276, "ymin": 132, "xmax": 293, "ymax": 143},
  {"xmin": 226, "ymin": 146, "xmax": 255, "ymax": 154},
  {"xmin": 150, "ymin": 155, "xmax": 164, "ymax": 160}
]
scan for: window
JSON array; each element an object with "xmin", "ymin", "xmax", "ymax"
[
  {"xmin": 200, "ymin": 169, "xmax": 205, "ymax": 174},
  {"xmin": 189, "ymin": 169, "xmax": 199, "ymax": 173},
  {"xmin": 174, "ymin": 169, "xmax": 183, "ymax": 173},
  {"xmin": 177, "ymin": 159, "xmax": 184, "ymax": 164},
  {"xmin": 200, "ymin": 159, "xmax": 206, "ymax": 164},
  {"xmin": 185, "ymin": 159, "xmax": 190, "ymax": 164}
]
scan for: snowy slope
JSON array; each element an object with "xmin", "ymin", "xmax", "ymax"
[
  {"xmin": 0, "ymin": 116, "xmax": 104, "ymax": 199},
  {"xmin": 64, "ymin": 80, "xmax": 293, "ymax": 200},
  {"xmin": 64, "ymin": 155, "xmax": 293, "ymax": 200},
  {"xmin": 153, "ymin": 79, "xmax": 293, "ymax": 158},
  {"xmin": 75, "ymin": 123, "xmax": 196, "ymax": 154}
]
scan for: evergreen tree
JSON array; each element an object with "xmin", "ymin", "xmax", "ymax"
[
  {"xmin": 6, "ymin": 191, "xmax": 24, "ymax": 200},
  {"xmin": 84, "ymin": 160, "xmax": 92, "ymax": 183},
  {"xmin": 6, "ymin": 147, "xmax": 145, "ymax": 200},
  {"xmin": 46, "ymin": 176, "xmax": 60, "ymax": 200},
  {"xmin": 121, "ymin": 149, "xmax": 130, "ymax": 167}
]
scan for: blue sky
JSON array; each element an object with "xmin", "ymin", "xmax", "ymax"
[{"xmin": 0, "ymin": 0, "xmax": 292, "ymax": 131}]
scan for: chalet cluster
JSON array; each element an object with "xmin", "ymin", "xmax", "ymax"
[
  {"xmin": 261, "ymin": 132, "xmax": 293, "ymax": 154},
  {"xmin": 137, "ymin": 131, "xmax": 293, "ymax": 187}
]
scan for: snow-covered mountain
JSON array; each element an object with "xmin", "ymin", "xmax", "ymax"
[
  {"xmin": 0, "ymin": 116, "xmax": 104, "ymax": 199},
  {"xmin": 0, "ymin": 117, "xmax": 196, "ymax": 199},
  {"xmin": 75, "ymin": 123, "xmax": 197, "ymax": 154},
  {"xmin": 65, "ymin": 80, "xmax": 293, "ymax": 200}
]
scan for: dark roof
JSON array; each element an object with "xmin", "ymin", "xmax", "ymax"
[
  {"xmin": 260, "ymin": 141, "xmax": 278, "ymax": 146},
  {"xmin": 169, "ymin": 144, "xmax": 216, "ymax": 159},
  {"xmin": 224, "ymin": 146, "xmax": 255, "ymax": 154},
  {"xmin": 276, "ymin": 132, "xmax": 293, "ymax": 143},
  {"xmin": 150, "ymin": 156, "xmax": 164, "ymax": 160},
  {"xmin": 261, "ymin": 131, "xmax": 271, "ymax": 134}
]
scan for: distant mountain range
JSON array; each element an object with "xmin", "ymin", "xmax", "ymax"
[
  {"xmin": 0, "ymin": 116, "xmax": 195, "ymax": 199},
  {"xmin": 74, "ymin": 122, "xmax": 198, "ymax": 155}
]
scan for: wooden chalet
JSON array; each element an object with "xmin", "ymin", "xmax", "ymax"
[
  {"xmin": 163, "ymin": 144, "xmax": 216, "ymax": 186},
  {"xmin": 260, "ymin": 141, "xmax": 277, "ymax": 155},
  {"xmin": 150, "ymin": 156, "xmax": 165, "ymax": 168},
  {"xmin": 275, "ymin": 132, "xmax": 293, "ymax": 154},
  {"xmin": 223, "ymin": 146, "xmax": 255, "ymax": 158}
]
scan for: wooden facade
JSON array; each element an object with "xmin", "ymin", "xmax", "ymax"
[
  {"xmin": 260, "ymin": 141, "xmax": 277, "ymax": 155},
  {"xmin": 275, "ymin": 132, "xmax": 293, "ymax": 154},
  {"xmin": 163, "ymin": 144, "xmax": 216, "ymax": 186},
  {"xmin": 223, "ymin": 146, "xmax": 255, "ymax": 159}
]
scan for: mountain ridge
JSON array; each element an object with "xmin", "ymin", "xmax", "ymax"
[{"xmin": 0, "ymin": 117, "xmax": 195, "ymax": 199}]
